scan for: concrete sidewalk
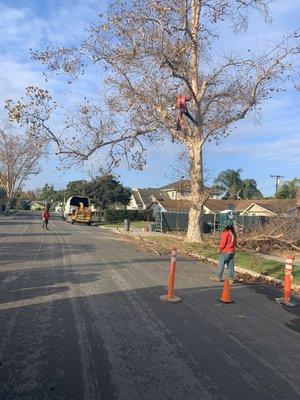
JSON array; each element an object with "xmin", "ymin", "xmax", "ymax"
[{"xmin": 256, "ymin": 252, "xmax": 300, "ymax": 267}]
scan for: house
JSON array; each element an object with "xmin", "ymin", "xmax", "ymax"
[
  {"xmin": 158, "ymin": 180, "xmax": 191, "ymax": 200},
  {"xmin": 146, "ymin": 198, "xmax": 246, "ymax": 214},
  {"xmin": 240, "ymin": 199, "xmax": 298, "ymax": 217},
  {"xmin": 128, "ymin": 179, "xmax": 299, "ymax": 218},
  {"xmin": 146, "ymin": 198, "xmax": 191, "ymax": 215},
  {"xmin": 127, "ymin": 180, "xmax": 221, "ymax": 210},
  {"xmin": 159, "ymin": 179, "xmax": 222, "ymax": 200},
  {"xmin": 127, "ymin": 188, "xmax": 168, "ymax": 210},
  {"xmin": 30, "ymin": 202, "xmax": 46, "ymax": 211},
  {"xmin": 146, "ymin": 197, "xmax": 299, "ymax": 218}
]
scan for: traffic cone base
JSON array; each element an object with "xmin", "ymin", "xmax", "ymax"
[
  {"xmin": 219, "ymin": 278, "xmax": 234, "ymax": 304},
  {"xmin": 275, "ymin": 297, "xmax": 296, "ymax": 307},
  {"xmin": 159, "ymin": 295, "xmax": 182, "ymax": 303},
  {"xmin": 219, "ymin": 298, "xmax": 234, "ymax": 304}
]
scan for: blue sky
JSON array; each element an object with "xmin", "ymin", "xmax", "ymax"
[{"xmin": 0, "ymin": 0, "xmax": 299, "ymax": 196}]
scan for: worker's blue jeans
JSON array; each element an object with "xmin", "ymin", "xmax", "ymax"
[{"xmin": 217, "ymin": 252, "xmax": 235, "ymax": 280}]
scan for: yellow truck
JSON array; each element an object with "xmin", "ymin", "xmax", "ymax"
[{"xmin": 63, "ymin": 196, "xmax": 92, "ymax": 225}]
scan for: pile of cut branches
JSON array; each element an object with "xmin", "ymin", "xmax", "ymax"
[{"xmin": 237, "ymin": 216, "xmax": 300, "ymax": 254}]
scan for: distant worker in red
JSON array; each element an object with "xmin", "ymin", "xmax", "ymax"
[
  {"xmin": 216, "ymin": 219, "xmax": 237, "ymax": 284},
  {"xmin": 176, "ymin": 94, "xmax": 196, "ymax": 131},
  {"xmin": 42, "ymin": 208, "xmax": 50, "ymax": 230}
]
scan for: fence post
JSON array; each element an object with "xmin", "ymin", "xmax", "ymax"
[
  {"xmin": 160, "ymin": 247, "xmax": 182, "ymax": 303},
  {"xmin": 275, "ymin": 255, "xmax": 296, "ymax": 307},
  {"xmin": 213, "ymin": 213, "xmax": 216, "ymax": 236}
]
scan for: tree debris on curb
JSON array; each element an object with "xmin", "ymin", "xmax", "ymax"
[{"xmin": 237, "ymin": 216, "xmax": 300, "ymax": 257}]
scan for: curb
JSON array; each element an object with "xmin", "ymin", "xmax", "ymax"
[
  {"xmin": 198, "ymin": 257, "xmax": 300, "ymax": 294},
  {"xmin": 107, "ymin": 228, "xmax": 300, "ymax": 294}
]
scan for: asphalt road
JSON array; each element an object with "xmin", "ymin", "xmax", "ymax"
[{"xmin": 0, "ymin": 212, "xmax": 299, "ymax": 400}]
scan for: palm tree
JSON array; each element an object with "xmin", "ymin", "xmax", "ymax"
[
  {"xmin": 214, "ymin": 169, "xmax": 243, "ymax": 199},
  {"xmin": 214, "ymin": 170, "xmax": 263, "ymax": 200}
]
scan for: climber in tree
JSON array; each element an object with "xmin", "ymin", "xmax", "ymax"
[{"xmin": 176, "ymin": 94, "xmax": 196, "ymax": 131}]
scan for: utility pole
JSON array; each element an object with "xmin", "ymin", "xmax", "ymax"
[{"xmin": 270, "ymin": 174, "xmax": 284, "ymax": 195}]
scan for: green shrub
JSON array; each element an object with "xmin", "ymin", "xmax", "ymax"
[{"xmin": 103, "ymin": 209, "xmax": 154, "ymax": 222}]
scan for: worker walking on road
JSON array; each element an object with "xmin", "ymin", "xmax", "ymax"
[
  {"xmin": 42, "ymin": 209, "xmax": 50, "ymax": 230},
  {"xmin": 216, "ymin": 220, "xmax": 237, "ymax": 284}
]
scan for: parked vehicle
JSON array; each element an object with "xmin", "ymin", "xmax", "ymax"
[
  {"xmin": 55, "ymin": 205, "xmax": 63, "ymax": 212},
  {"xmin": 63, "ymin": 196, "xmax": 92, "ymax": 225}
]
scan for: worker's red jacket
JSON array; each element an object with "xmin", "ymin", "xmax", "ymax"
[
  {"xmin": 42, "ymin": 210, "xmax": 50, "ymax": 220},
  {"xmin": 176, "ymin": 94, "xmax": 192, "ymax": 109},
  {"xmin": 219, "ymin": 229, "xmax": 237, "ymax": 253}
]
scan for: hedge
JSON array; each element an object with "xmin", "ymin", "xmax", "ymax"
[{"xmin": 103, "ymin": 209, "xmax": 154, "ymax": 222}]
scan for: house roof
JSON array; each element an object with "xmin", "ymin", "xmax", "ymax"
[
  {"xmin": 147, "ymin": 197, "xmax": 297, "ymax": 214},
  {"xmin": 131, "ymin": 190, "xmax": 144, "ymax": 208},
  {"xmin": 159, "ymin": 180, "xmax": 190, "ymax": 191},
  {"xmin": 204, "ymin": 199, "xmax": 248, "ymax": 212},
  {"xmin": 158, "ymin": 180, "xmax": 221, "ymax": 195},
  {"xmin": 132, "ymin": 188, "xmax": 167, "ymax": 207},
  {"xmin": 151, "ymin": 198, "xmax": 191, "ymax": 212},
  {"xmin": 147, "ymin": 198, "xmax": 243, "ymax": 213},
  {"xmin": 206, "ymin": 199, "xmax": 298, "ymax": 213},
  {"xmin": 241, "ymin": 199, "xmax": 297, "ymax": 214}
]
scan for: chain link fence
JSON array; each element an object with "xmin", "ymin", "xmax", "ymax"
[{"xmin": 155, "ymin": 211, "xmax": 270, "ymax": 233}]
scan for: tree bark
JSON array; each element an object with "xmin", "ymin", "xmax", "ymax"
[
  {"xmin": 185, "ymin": 139, "xmax": 208, "ymax": 242},
  {"xmin": 5, "ymin": 200, "xmax": 11, "ymax": 213}
]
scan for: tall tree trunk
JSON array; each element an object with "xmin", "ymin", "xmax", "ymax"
[
  {"xmin": 185, "ymin": 139, "xmax": 209, "ymax": 242},
  {"xmin": 5, "ymin": 188, "xmax": 13, "ymax": 213},
  {"xmin": 184, "ymin": 1, "xmax": 207, "ymax": 242},
  {"xmin": 5, "ymin": 200, "xmax": 11, "ymax": 213}
]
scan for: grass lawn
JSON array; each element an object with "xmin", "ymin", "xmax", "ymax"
[
  {"xmin": 143, "ymin": 235, "xmax": 300, "ymax": 286},
  {"xmin": 99, "ymin": 220, "xmax": 150, "ymax": 230},
  {"xmin": 271, "ymin": 267, "xmax": 300, "ymax": 284}
]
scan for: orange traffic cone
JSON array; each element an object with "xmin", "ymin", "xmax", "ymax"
[{"xmin": 219, "ymin": 278, "xmax": 234, "ymax": 304}]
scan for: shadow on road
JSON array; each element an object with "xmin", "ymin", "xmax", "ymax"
[
  {"xmin": 0, "ymin": 232, "xmax": 71, "ymax": 237},
  {"xmin": 0, "ymin": 241, "xmax": 97, "ymax": 264},
  {"xmin": 0, "ymin": 256, "xmax": 166, "ymax": 304},
  {"xmin": 0, "ymin": 221, "xmax": 38, "ymax": 225},
  {"xmin": 249, "ymin": 282, "xmax": 300, "ymax": 333},
  {"xmin": 0, "ymin": 281, "xmax": 299, "ymax": 400}
]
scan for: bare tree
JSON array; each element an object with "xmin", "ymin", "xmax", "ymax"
[
  {"xmin": 0, "ymin": 125, "xmax": 45, "ymax": 212},
  {"xmin": 6, "ymin": 0, "xmax": 299, "ymax": 241}
]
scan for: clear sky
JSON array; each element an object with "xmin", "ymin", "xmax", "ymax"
[{"xmin": 0, "ymin": 0, "xmax": 299, "ymax": 196}]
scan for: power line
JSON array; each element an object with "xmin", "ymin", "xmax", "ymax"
[{"xmin": 270, "ymin": 174, "xmax": 284, "ymax": 195}]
